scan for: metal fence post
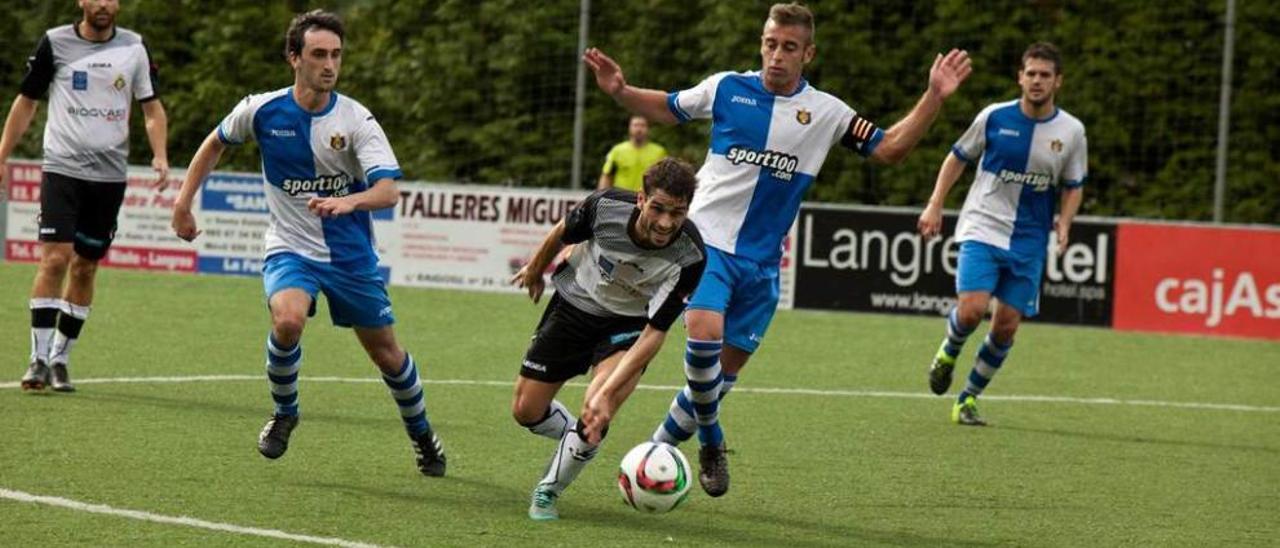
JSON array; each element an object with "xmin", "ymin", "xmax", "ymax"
[
  {"xmin": 1213, "ymin": 0, "xmax": 1236, "ymax": 223},
  {"xmin": 570, "ymin": 0, "xmax": 591, "ymax": 188}
]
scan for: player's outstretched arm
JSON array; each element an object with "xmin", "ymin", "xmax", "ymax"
[
  {"xmin": 582, "ymin": 48, "xmax": 677, "ymax": 125},
  {"xmin": 582, "ymin": 326, "xmax": 667, "ymax": 443},
  {"xmin": 871, "ymin": 49, "xmax": 972, "ymax": 165},
  {"xmin": 0, "ymin": 95, "xmax": 39, "ymax": 187},
  {"xmin": 171, "ymin": 130, "xmax": 227, "ymax": 242},
  {"xmin": 510, "ymin": 219, "xmax": 566, "ymax": 303},
  {"xmin": 917, "ymin": 153, "xmax": 968, "ymax": 239},
  {"xmin": 140, "ymin": 99, "xmax": 170, "ymax": 189}
]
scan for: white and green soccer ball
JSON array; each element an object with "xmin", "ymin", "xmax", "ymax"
[{"xmin": 617, "ymin": 441, "xmax": 692, "ymax": 513}]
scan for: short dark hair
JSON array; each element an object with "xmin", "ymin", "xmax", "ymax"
[
  {"xmin": 284, "ymin": 10, "xmax": 345, "ymax": 59},
  {"xmin": 642, "ymin": 158, "xmax": 698, "ymax": 204},
  {"xmin": 1022, "ymin": 42, "xmax": 1062, "ymax": 75},
  {"xmin": 769, "ymin": 3, "xmax": 816, "ymax": 43}
]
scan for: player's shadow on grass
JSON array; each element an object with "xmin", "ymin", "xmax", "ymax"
[
  {"xmin": 546, "ymin": 503, "xmax": 817, "ymax": 547},
  {"xmin": 292, "ymin": 478, "xmax": 972, "ymax": 546},
  {"xmin": 76, "ymin": 390, "xmax": 264, "ymax": 417},
  {"xmin": 75, "ymin": 389, "xmax": 442, "ymax": 431},
  {"xmin": 734, "ymin": 508, "xmax": 999, "ymax": 548},
  {"xmin": 291, "ymin": 476, "xmax": 526, "ymax": 512},
  {"xmin": 561, "ymin": 500, "xmax": 991, "ymax": 547},
  {"xmin": 997, "ymin": 424, "xmax": 1279, "ymax": 454}
]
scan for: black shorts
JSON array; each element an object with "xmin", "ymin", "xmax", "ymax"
[
  {"xmin": 520, "ymin": 292, "xmax": 649, "ymax": 384},
  {"xmin": 39, "ymin": 172, "xmax": 127, "ymax": 261}
]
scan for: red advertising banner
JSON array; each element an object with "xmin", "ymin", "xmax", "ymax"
[
  {"xmin": 4, "ymin": 161, "xmax": 197, "ymax": 272},
  {"xmin": 1113, "ymin": 222, "xmax": 1280, "ymax": 340},
  {"xmin": 100, "ymin": 246, "xmax": 198, "ymax": 272}
]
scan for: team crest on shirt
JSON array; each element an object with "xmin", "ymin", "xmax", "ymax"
[
  {"xmin": 1051, "ymin": 139, "xmax": 1064, "ymax": 153},
  {"xmin": 796, "ymin": 108, "xmax": 812, "ymax": 125},
  {"xmin": 329, "ymin": 133, "xmax": 348, "ymax": 151},
  {"xmin": 113, "ymin": 74, "xmax": 126, "ymax": 91}
]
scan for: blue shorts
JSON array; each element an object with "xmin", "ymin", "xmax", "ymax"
[
  {"xmin": 262, "ymin": 253, "xmax": 395, "ymax": 328},
  {"xmin": 686, "ymin": 246, "xmax": 779, "ymax": 353},
  {"xmin": 956, "ymin": 240, "xmax": 1044, "ymax": 317}
]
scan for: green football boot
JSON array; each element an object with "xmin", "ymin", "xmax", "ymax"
[
  {"xmin": 528, "ymin": 485, "xmax": 560, "ymax": 521},
  {"xmin": 952, "ymin": 395, "xmax": 987, "ymax": 426},
  {"xmin": 928, "ymin": 342, "xmax": 957, "ymax": 395}
]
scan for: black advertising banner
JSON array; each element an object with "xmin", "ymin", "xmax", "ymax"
[
  {"xmin": 1038, "ymin": 220, "xmax": 1116, "ymax": 326},
  {"xmin": 794, "ymin": 206, "xmax": 959, "ymax": 315},
  {"xmin": 792, "ymin": 205, "xmax": 1116, "ymax": 327}
]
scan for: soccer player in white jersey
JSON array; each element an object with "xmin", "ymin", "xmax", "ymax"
[
  {"xmin": 170, "ymin": 11, "xmax": 446, "ymax": 476},
  {"xmin": 583, "ymin": 2, "xmax": 971, "ymax": 496},
  {"xmin": 918, "ymin": 43, "xmax": 1087, "ymax": 426},
  {"xmin": 510, "ymin": 158, "xmax": 704, "ymax": 521},
  {"xmin": 1, "ymin": 0, "xmax": 169, "ymax": 393}
]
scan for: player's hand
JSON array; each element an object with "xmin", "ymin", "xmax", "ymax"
[
  {"xmin": 1054, "ymin": 221, "xmax": 1069, "ymax": 255},
  {"xmin": 918, "ymin": 204, "xmax": 944, "ymax": 240},
  {"xmin": 509, "ymin": 264, "xmax": 546, "ymax": 303},
  {"xmin": 151, "ymin": 157, "xmax": 171, "ymax": 190},
  {"xmin": 582, "ymin": 393, "xmax": 615, "ymax": 445},
  {"xmin": 308, "ymin": 196, "xmax": 355, "ymax": 218},
  {"xmin": 583, "ymin": 48, "xmax": 626, "ymax": 97},
  {"xmin": 0, "ymin": 160, "xmax": 9, "ymax": 189},
  {"xmin": 171, "ymin": 207, "xmax": 202, "ymax": 242},
  {"xmin": 928, "ymin": 49, "xmax": 972, "ymax": 100}
]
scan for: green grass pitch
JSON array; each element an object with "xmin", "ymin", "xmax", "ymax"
[{"xmin": 1, "ymin": 262, "xmax": 1277, "ymax": 546}]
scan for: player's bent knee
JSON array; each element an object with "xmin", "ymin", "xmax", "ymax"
[
  {"xmin": 957, "ymin": 303, "xmax": 986, "ymax": 326},
  {"xmin": 685, "ymin": 320, "xmax": 724, "ymax": 341},
  {"xmin": 684, "ymin": 309, "xmax": 725, "ymax": 338},
  {"xmin": 511, "ymin": 387, "xmax": 554, "ymax": 426},
  {"xmin": 512, "ymin": 403, "xmax": 544, "ymax": 427},
  {"xmin": 272, "ymin": 315, "xmax": 306, "ymax": 341}
]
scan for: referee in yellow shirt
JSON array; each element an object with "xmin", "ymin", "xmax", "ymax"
[{"xmin": 598, "ymin": 115, "xmax": 666, "ymax": 190}]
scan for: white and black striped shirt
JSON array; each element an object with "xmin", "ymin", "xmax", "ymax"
[{"xmin": 553, "ymin": 189, "xmax": 705, "ymax": 330}]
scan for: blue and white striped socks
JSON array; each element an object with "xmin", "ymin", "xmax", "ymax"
[
  {"xmin": 653, "ymin": 373, "xmax": 737, "ymax": 445},
  {"xmin": 942, "ymin": 308, "xmax": 976, "ymax": 359},
  {"xmin": 652, "ymin": 338, "xmax": 726, "ymax": 447},
  {"xmin": 382, "ymin": 353, "xmax": 432, "ymax": 437},
  {"xmin": 959, "ymin": 334, "xmax": 1013, "ymax": 401},
  {"xmin": 266, "ymin": 334, "xmax": 301, "ymax": 416}
]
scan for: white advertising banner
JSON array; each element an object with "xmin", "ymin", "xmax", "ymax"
[
  {"xmin": 5, "ymin": 161, "xmax": 797, "ymax": 308},
  {"xmin": 386, "ymin": 182, "xmax": 586, "ymax": 291}
]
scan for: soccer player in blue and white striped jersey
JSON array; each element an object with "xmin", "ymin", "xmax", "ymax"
[
  {"xmin": 918, "ymin": 43, "xmax": 1087, "ymax": 426},
  {"xmin": 585, "ymin": 2, "xmax": 972, "ymax": 496},
  {"xmin": 170, "ymin": 11, "xmax": 445, "ymax": 476}
]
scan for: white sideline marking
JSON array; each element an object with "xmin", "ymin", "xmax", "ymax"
[
  {"xmin": 0, "ymin": 488, "xmax": 390, "ymax": 548},
  {"xmin": 0, "ymin": 374, "xmax": 1276, "ymax": 413}
]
